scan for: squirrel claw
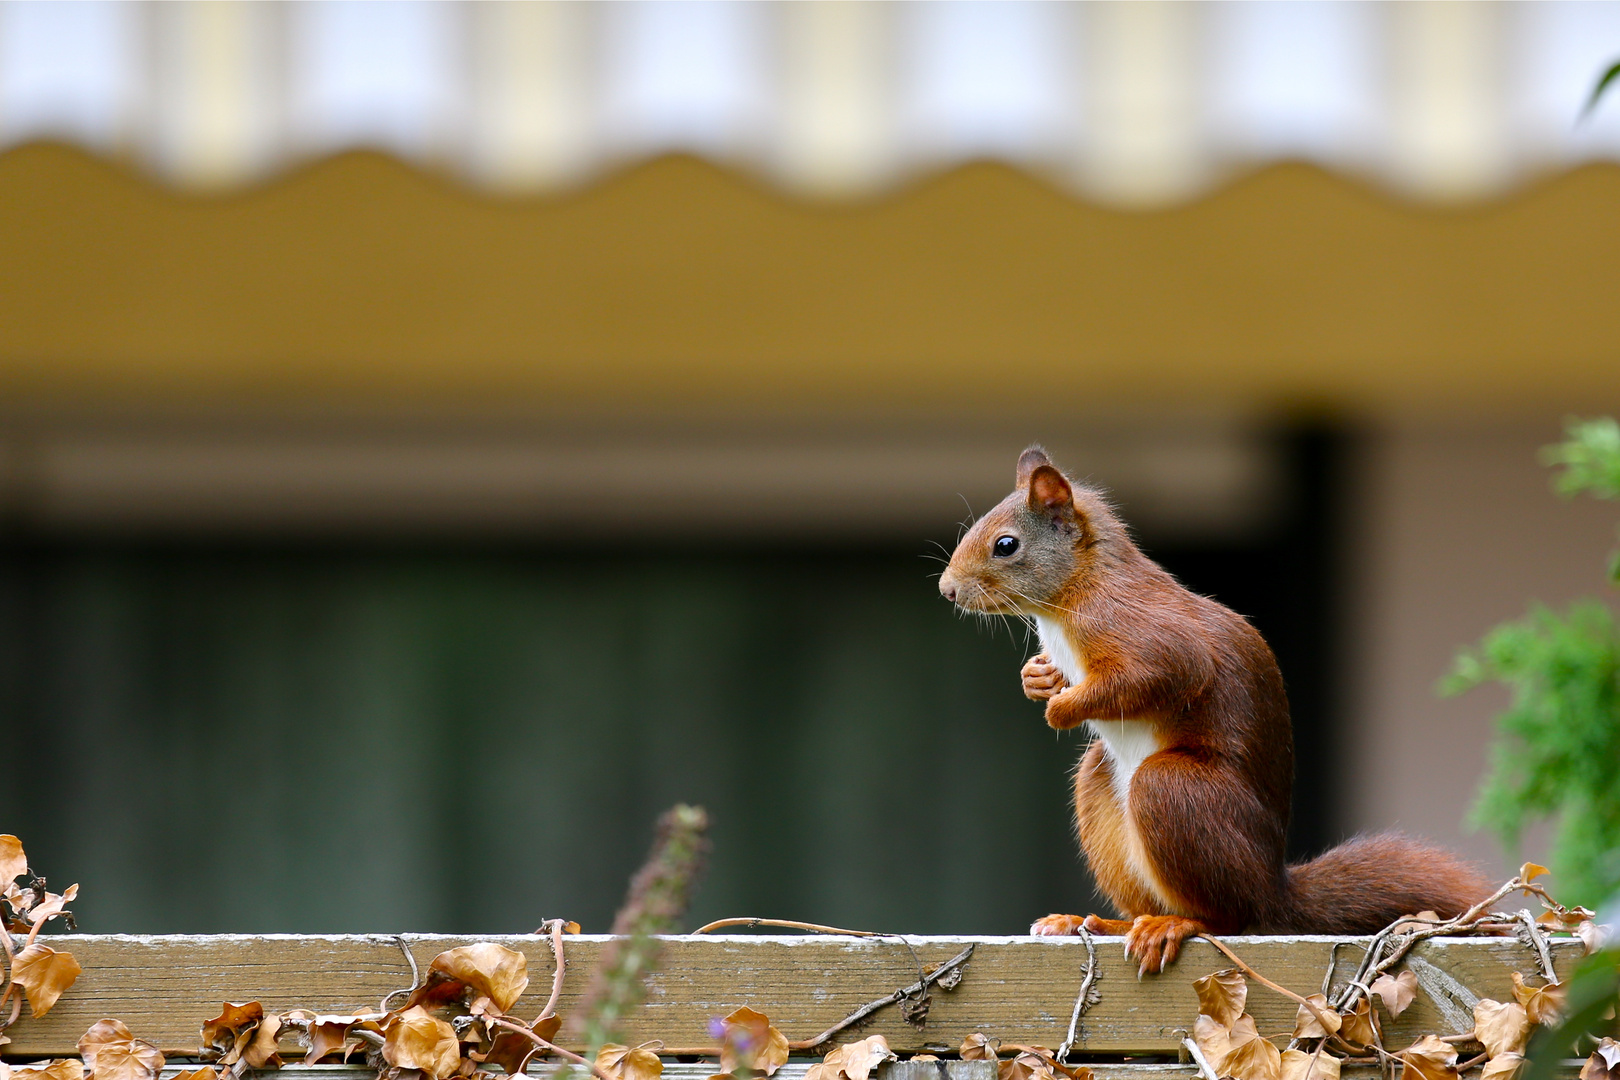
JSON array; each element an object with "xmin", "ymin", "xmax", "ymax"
[{"xmin": 1123, "ymin": 914, "xmax": 1203, "ymax": 974}]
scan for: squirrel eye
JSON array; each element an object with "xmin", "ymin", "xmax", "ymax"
[{"xmin": 993, "ymin": 535, "xmax": 1019, "ymax": 558}]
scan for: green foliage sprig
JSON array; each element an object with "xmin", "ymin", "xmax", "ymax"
[{"xmin": 1443, "ymin": 418, "xmax": 1620, "ymax": 907}]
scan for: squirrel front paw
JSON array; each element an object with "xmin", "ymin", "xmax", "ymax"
[{"xmin": 1021, "ymin": 653, "xmax": 1068, "ymax": 701}]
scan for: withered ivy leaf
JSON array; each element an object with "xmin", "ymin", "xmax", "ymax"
[
  {"xmin": 10, "ymin": 1062, "xmax": 84, "ymax": 1080},
  {"xmin": 1193, "ymin": 969, "xmax": 1248, "ymax": 1028},
  {"xmin": 77, "ymin": 1019, "xmax": 165, "ymax": 1080},
  {"xmin": 1577, "ymin": 921, "xmax": 1613, "ymax": 955},
  {"xmin": 426, "ymin": 944, "xmax": 530, "ymax": 1016},
  {"xmin": 718, "ymin": 1007, "xmax": 789, "ymax": 1077},
  {"xmin": 1337, "ymin": 996, "xmax": 1379, "ymax": 1049},
  {"xmin": 382, "ymin": 1007, "xmax": 461, "ymax": 1080},
  {"xmin": 1222, "ymin": 1015, "xmax": 1281, "ymax": 1080},
  {"xmin": 959, "ymin": 1034, "xmax": 997, "ymax": 1061},
  {"xmin": 595, "ymin": 1043, "xmax": 663, "ymax": 1080},
  {"xmin": 1510, "ymin": 973, "xmax": 1566, "ymax": 1026},
  {"xmin": 0, "ymin": 836, "xmax": 25, "ymax": 884},
  {"xmin": 168, "ymin": 1069, "xmax": 219, "ymax": 1080},
  {"xmin": 241, "ymin": 1014, "xmax": 284, "ymax": 1070},
  {"xmin": 301, "ymin": 1015, "xmax": 363, "ymax": 1066},
  {"xmin": 1474, "ymin": 1000, "xmax": 1533, "ymax": 1059},
  {"xmin": 201, "ymin": 1002, "xmax": 265, "ymax": 1064},
  {"xmin": 997, "ymin": 1051, "xmax": 1060, "ymax": 1080},
  {"xmin": 1191, "ymin": 1014, "xmax": 1232, "ymax": 1069},
  {"xmin": 1483, "ymin": 1054, "xmax": 1526, "ymax": 1080},
  {"xmin": 1280, "ymin": 1049, "xmax": 1341, "ymax": 1080},
  {"xmin": 1395, "ymin": 1035, "xmax": 1459, "ymax": 1080},
  {"xmin": 27, "ymin": 884, "xmax": 79, "ymax": 930},
  {"xmin": 1581, "ymin": 1039, "xmax": 1620, "ymax": 1080},
  {"xmin": 1520, "ymin": 863, "xmax": 1550, "ymax": 883},
  {"xmin": 806, "ymin": 1036, "xmax": 896, "ymax": 1080},
  {"xmin": 1371, "ymin": 971, "xmax": 1419, "ymax": 1018},
  {"xmin": 482, "ymin": 1015, "xmax": 561, "ymax": 1077},
  {"xmin": 10, "ymin": 944, "xmax": 82, "ymax": 1017},
  {"xmin": 1292, "ymin": 994, "xmax": 1342, "ymax": 1039}
]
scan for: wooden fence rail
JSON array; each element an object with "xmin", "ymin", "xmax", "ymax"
[{"xmin": 1, "ymin": 934, "xmax": 1581, "ymax": 1061}]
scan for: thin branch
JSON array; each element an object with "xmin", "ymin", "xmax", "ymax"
[
  {"xmin": 1057, "ymin": 926, "xmax": 1098, "ymax": 1063},
  {"xmin": 536, "ymin": 919, "xmax": 568, "ymax": 1024},
  {"xmin": 486, "ymin": 1015, "xmax": 616, "ymax": 1080},
  {"xmin": 1184, "ymin": 1037, "xmax": 1221, "ymax": 1080},
  {"xmin": 691, "ymin": 917, "xmax": 883, "ymax": 937},
  {"xmin": 787, "ymin": 943, "xmax": 976, "ymax": 1051}
]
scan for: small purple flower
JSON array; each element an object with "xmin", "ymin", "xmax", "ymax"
[{"xmin": 708, "ymin": 1016, "xmax": 728, "ymax": 1041}]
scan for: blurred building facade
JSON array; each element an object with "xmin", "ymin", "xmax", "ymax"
[{"xmin": 1, "ymin": 1, "xmax": 1618, "ymax": 933}]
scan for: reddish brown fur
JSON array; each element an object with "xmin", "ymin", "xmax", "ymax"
[{"xmin": 939, "ymin": 447, "xmax": 1489, "ymax": 969}]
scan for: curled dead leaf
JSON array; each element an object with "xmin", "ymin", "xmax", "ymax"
[
  {"xmin": 1222, "ymin": 1015, "xmax": 1281, "ymax": 1080},
  {"xmin": 998, "ymin": 1053, "xmax": 1059, "ymax": 1080},
  {"xmin": 1483, "ymin": 1054, "xmax": 1526, "ymax": 1080},
  {"xmin": 10, "ymin": 1062, "xmax": 84, "ymax": 1080},
  {"xmin": 1473, "ymin": 1000, "xmax": 1533, "ymax": 1059},
  {"xmin": 242, "ymin": 1014, "xmax": 284, "ymax": 1070},
  {"xmin": 427, "ymin": 943, "xmax": 530, "ymax": 1016},
  {"xmin": 382, "ymin": 1007, "xmax": 462, "ymax": 1080},
  {"xmin": 1192, "ymin": 1014, "xmax": 1233, "ymax": 1070},
  {"xmin": 596, "ymin": 1044, "xmax": 664, "ymax": 1080},
  {"xmin": 482, "ymin": 1015, "xmax": 561, "ymax": 1076},
  {"xmin": 1371, "ymin": 971, "xmax": 1419, "ymax": 1018},
  {"xmin": 1395, "ymin": 1035, "xmax": 1459, "ymax": 1080},
  {"xmin": 718, "ymin": 1007, "xmax": 789, "ymax": 1077},
  {"xmin": 808, "ymin": 1035, "xmax": 896, "ymax": 1080},
  {"xmin": 27, "ymin": 884, "xmax": 79, "ymax": 931},
  {"xmin": 78, "ymin": 1019, "xmax": 166, "ymax": 1080},
  {"xmin": 1519, "ymin": 863, "xmax": 1550, "ymax": 883},
  {"xmin": 1578, "ymin": 921, "xmax": 1614, "ymax": 955},
  {"xmin": 302, "ymin": 1016, "xmax": 361, "ymax": 1066},
  {"xmin": 1293, "ymin": 994, "xmax": 1342, "ymax": 1039},
  {"xmin": 1509, "ymin": 973, "xmax": 1566, "ymax": 1026},
  {"xmin": 201, "ymin": 1001, "xmax": 265, "ymax": 1063},
  {"xmin": 0, "ymin": 835, "xmax": 25, "ymax": 884},
  {"xmin": 10, "ymin": 944, "xmax": 82, "ymax": 1017},
  {"xmin": 1337, "ymin": 996, "xmax": 1379, "ymax": 1049},
  {"xmin": 1280, "ymin": 1049, "xmax": 1342, "ymax": 1080},
  {"xmin": 960, "ymin": 1034, "xmax": 998, "ymax": 1061},
  {"xmin": 168, "ymin": 1070, "xmax": 219, "ymax": 1080},
  {"xmin": 1582, "ymin": 1039, "xmax": 1620, "ymax": 1080},
  {"xmin": 1193, "ymin": 969, "xmax": 1248, "ymax": 1028}
]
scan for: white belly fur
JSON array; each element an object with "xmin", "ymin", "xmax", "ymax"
[{"xmin": 1034, "ymin": 615, "xmax": 1160, "ymax": 802}]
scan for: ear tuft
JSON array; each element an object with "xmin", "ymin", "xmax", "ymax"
[
  {"xmin": 1016, "ymin": 445, "xmax": 1053, "ymax": 487},
  {"xmin": 1027, "ymin": 464, "xmax": 1074, "ymax": 517}
]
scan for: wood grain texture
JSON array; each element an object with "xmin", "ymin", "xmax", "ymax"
[{"xmin": 4, "ymin": 935, "xmax": 1580, "ymax": 1059}]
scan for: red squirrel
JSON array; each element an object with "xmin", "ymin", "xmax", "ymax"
[{"xmin": 939, "ymin": 447, "xmax": 1487, "ymax": 973}]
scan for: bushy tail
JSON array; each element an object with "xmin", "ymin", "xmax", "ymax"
[{"xmin": 1270, "ymin": 832, "xmax": 1492, "ymax": 934}]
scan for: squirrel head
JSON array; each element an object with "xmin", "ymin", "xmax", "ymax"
[{"xmin": 939, "ymin": 445, "xmax": 1121, "ymax": 614}]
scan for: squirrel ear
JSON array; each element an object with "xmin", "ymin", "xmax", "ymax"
[
  {"xmin": 1027, "ymin": 464, "xmax": 1074, "ymax": 516},
  {"xmin": 1016, "ymin": 446, "xmax": 1053, "ymax": 487}
]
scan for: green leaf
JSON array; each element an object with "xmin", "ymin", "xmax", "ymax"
[{"xmin": 1582, "ymin": 59, "xmax": 1620, "ymax": 122}]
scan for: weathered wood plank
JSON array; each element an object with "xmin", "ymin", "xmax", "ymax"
[{"xmin": 4, "ymin": 935, "xmax": 1580, "ymax": 1059}]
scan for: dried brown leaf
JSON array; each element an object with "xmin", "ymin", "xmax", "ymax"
[
  {"xmin": 383, "ymin": 1007, "xmax": 462, "ymax": 1080},
  {"xmin": 201, "ymin": 1001, "xmax": 265, "ymax": 1061},
  {"xmin": 1395, "ymin": 1035, "xmax": 1459, "ymax": 1080},
  {"xmin": 0, "ymin": 835, "xmax": 25, "ymax": 884},
  {"xmin": 596, "ymin": 1044, "xmax": 663, "ymax": 1080},
  {"xmin": 1520, "ymin": 863, "xmax": 1550, "ymax": 883},
  {"xmin": 1474, "ymin": 1000, "xmax": 1533, "ymax": 1059},
  {"xmin": 998, "ymin": 1052, "xmax": 1058, "ymax": 1080},
  {"xmin": 303, "ymin": 1016, "xmax": 359, "ymax": 1066},
  {"xmin": 1483, "ymin": 1055, "xmax": 1526, "ymax": 1080},
  {"xmin": 1510, "ymin": 973, "xmax": 1566, "ymax": 1026},
  {"xmin": 482, "ymin": 1015, "xmax": 561, "ymax": 1076},
  {"xmin": 1337, "ymin": 997, "xmax": 1379, "ymax": 1048},
  {"xmin": 11, "ymin": 1062, "xmax": 84, "ymax": 1080},
  {"xmin": 1192, "ymin": 1014, "xmax": 1233, "ymax": 1069},
  {"xmin": 1371, "ymin": 971, "xmax": 1419, "ymax": 1018},
  {"xmin": 1223, "ymin": 1015, "xmax": 1281, "ymax": 1080},
  {"xmin": 168, "ymin": 1070, "xmax": 218, "ymax": 1080},
  {"xmin": 27, "ymin": 884, "xmax": 79, "ymax": 930},
  {"xmin": 718, "ymin": 1007, "xmax": 790, "ymax": 1077},
  {"xmin": 78, "ymin": 1019, "xmax": 165, "ymax": 1080},
  {"xmin": 427, "ymin": 944, "xmax": 530, "ymax": 1016},
  {"xmin": 1582, "ymin": 1039, "xmax": 1620, "ymax": 1080},
  {"xmin": 960, "ymin": 1034, "xmax": 998, "ymax": 1061},
  {"xmin": 1578, "ymin": 922, "xmax": 1613, "ymax": 955},
  {"xmin": 242, "ymin": 1014, "xmax": 284, "ymax": 1070},
  {"xmin": 10, "ymin": 944, "xmax": 82, "ymax": 1017},
  {"xmin": 1293, "ymin": 994, "xmax": 1342, "ymax": 1039},
  {"xmin": 819, "ymin": 1035, "xmax": 896, "ymax": 1080},
  {"xmin": 1280, "ymin": 1049, "xmax": 1342, "ymax": 1080},
  {"xmin": 1194, "ymin": 969, "xmax": 1248, "ymax": 1028},
  {"xmin": 1392, "ymin": 911, "xmax": 1443, "ymax": 934}
]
